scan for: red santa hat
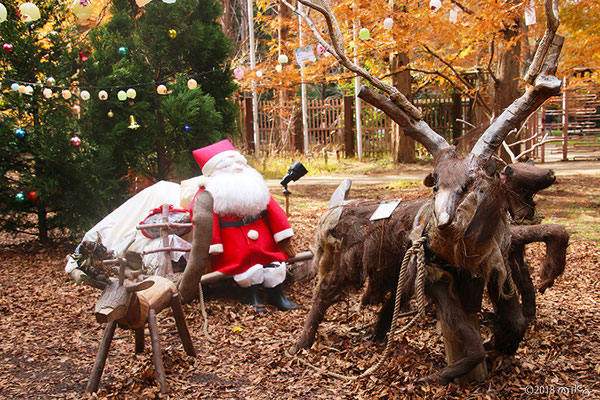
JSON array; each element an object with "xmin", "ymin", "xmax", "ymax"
[{"xmin": 192, "ymin": 139, "xmax": 241, "ymax": 176}]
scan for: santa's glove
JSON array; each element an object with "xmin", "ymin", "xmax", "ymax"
[{"xmin": 278, "ymin": 237, "xmax": 297, "ymax": 258}]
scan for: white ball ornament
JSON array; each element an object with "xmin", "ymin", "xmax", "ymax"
[
  {"xmin": 24, "ymin": 85, "xmax": 34, "ymax": 95},
  {"xmin": 11, "ymin": 83, "xmax": 20, "ymax": 91},
  {"xmin": 72, "ymin": 0, "xmax": 93, "ymax": 20},
  {"xmin": 156, "ymin": 84, "xmax": 167, "ymax": 95},
  {"xmin": 62, "ymin": 90, "xmax": 72, "ymax": 100},
  {"xmin": 117, "ymin": 90, "xmax": 127, "ymax": 101},
  {"xmin": 429, "ymin": 0, "xmax": 442, "ymax": 11},
  {"xmin": 187, "ymin": 79, "xmax": 197, "ymax": 90},
  {"xmin": 80, "ymin": 90, "xmax": 90, "ymax": 100},
  {"xmin": 43, "ymin": 88, "xmax": 53, "ymax": 98},
  {"xmin": 256, "ymin": 70, "xmax": 263, "ymax": 78},
  {"xmin": 46, "ymin": 77, "xmax": 56, "ymax": 85},
  {"xmin": 98, "ymin": 90, "xmax": 108, "ymax": 100},
  {"xmin": 383, "ymin": 17, "xmax": 394, "ymax": 30},
  {"xmin": 278, "ymin": 54, "xmax": 288, "ymax": 64},
  {"xmin": 126, "ymin": 88, "xmax": 136, "ymax": 99},
  {"xmin": 275, "ymin": 64, "xmax": 282, "ymax": 73},
  {"xmin": 0, "ymin": 3, "xmax": 7, "ymax": 23},
  {"xmin": 19, "ymin": 3, "xmax": 41, "ymax": 22},
  {"xmin": 18, "ymin": 85, "xmax": 26, "ymax": 94}
]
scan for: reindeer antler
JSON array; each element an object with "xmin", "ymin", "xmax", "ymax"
[{"xmin": 470, "ymin": 0, "xmax": 562, "ymax": 168}]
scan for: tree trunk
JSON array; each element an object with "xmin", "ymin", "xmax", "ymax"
[
  {"xmin": 495, "ymin": 19, "xmax": 524, "ymax": 162},
  {"xmin": 390, "ymin": 52, "xmax": 415, "ymax": 163},
  {"xmin": 37, "ymin": 203, "xmax": 48, "ymax": 244}
]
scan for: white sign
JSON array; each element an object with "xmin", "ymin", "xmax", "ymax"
[
  {"xmin": 295, "ymin": 46, "xmax": 316, "ymax": 66},
  {"xmin": 369, "ymin": 199, "xmax": 402, "ymax": 221}
]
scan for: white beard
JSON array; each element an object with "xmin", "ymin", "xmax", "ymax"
[{"xmin": 205, "ymin": 167, "xmax": 271, "ymax": 218}]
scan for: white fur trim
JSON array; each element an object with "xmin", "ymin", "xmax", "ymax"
[
  {"xmin": 233, "ymin": 264, "xmax": 264, "ymax": 288},
  {"xmin": 202, "ymin": 150, "xmax": 241, "ymax": 177},
  {"xmin": 180, "ymin": 176, "xmax": 206, "ymax": 209},
  {"xmin": 263, "ymin": 262, "xmax": 286, "ymax": 288},
  {"xmin": 273, "ymin": 228, "xmax": 294, "ymax": 243},
  {"xmin": 209, "ymin": 244, "xmax": 223, "ymax": 254}
]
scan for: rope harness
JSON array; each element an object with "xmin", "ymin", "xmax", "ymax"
[{"xmin": 286, "ymin": 234, "xmax": 430, "ymax": 380}]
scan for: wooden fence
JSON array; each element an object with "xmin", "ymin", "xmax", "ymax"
[{"xmin": 242, "ymin": 83, "xmax": 600, "ymax": 161}]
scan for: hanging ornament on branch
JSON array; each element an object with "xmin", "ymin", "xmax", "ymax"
[
  {"xmin": 70, "ymin": 136, "xmax": 82, "ymax": 147},
  {"xmin": 98, "ymin": 90, "xmax": 108, "ymax": 100},
  {"xmin": 168, "ymin": 29, "xmax": 177, "ymax": 39},
  {"xmin": 19, "ymin": 3, "xmax": 41, "ymax": 22},
  {"xmin": 383, "ymin": 17, "xmax": 393, "ymax": 30},
  {"xmin": 15, "ymin": 128, "xmax": 26, "ymax": 139},
  {"xmin": 15, "ymin": 192, "xmax": 26, "ymax": 203},
  {"xmin": 80, "ymin": 90, "xmax": 90, "ymax": 100},
  {"xmin": 429, "ymin": 0, "xmax": 442, "ymax": 12},
  {"xmin": 3, "ymin": 43, "xmax": 14, "ymax": 54},
  {"xmin": 187, "ymin": 79, "xmax": 197, "ymax": 89},
  {"xmin": 233, "ymin": 68, "xmax": 244, "ymax": 80},
  {"xmin": 358, "ymin": 28, "xmax": 370, "ymax": 40},
  {"xmin": 0, "ymin": 3, "xmax": 7, "ymax": 23},
  {"xmin": 72, "ymin": 0, "xmax": 93, "ymax": 20}
]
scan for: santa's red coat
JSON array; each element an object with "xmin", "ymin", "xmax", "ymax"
[{"xmin": 190, "ymin": 189, "xmax": 293, "ymax": 276}]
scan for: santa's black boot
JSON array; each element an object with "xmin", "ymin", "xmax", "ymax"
[
  {"xmin": 268, "ymin": 284, "xmax": 297, "ymax": 311},
  {"xmin": 246, "ymin": 285, "xmax": 267, "ymax": 313}
]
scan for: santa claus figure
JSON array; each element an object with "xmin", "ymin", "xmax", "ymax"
[{"xmin": 188, "ymin": 140, "xmax": 297, "ymax": 313}]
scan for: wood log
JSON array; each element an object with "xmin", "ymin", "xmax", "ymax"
[
  {"xmin": 148, "ymin": 309, "xmax": 168, "ymax": 393},
  {"xmin": 171, "ymin": 293, "xmax": 196, "ymax": 357},
  {"xmin": 135, "ymin": 327, "xmax": 145, "ymax": 354},
  {"xmin": 86, "ymin": 320, "xmax": 117, "ymax": 393},
  {"xmin": 117, "ymin": 293, "xmax": 149, "ymax": 330},
  {"xmin": 138, "ymin": 276, "xmax": 177, "ymax": 314}
]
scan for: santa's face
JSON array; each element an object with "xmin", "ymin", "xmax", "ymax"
[{"xmin": 205, "ymin": 153, "xmax": 271, "ymax": 218}]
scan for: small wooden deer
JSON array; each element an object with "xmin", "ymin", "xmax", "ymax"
[{"xmin": 84, "ymin": 240, "xmax": 196, "ymax": 394}]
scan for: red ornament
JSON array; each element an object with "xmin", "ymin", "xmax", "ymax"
[
  {"xmin": 79, "ymin": 51, "xmax": 88, "ymax": 62},
  {"xmin": 3, "ymin": 43, "xmax": 14, "ymax": 54},
  {"xmin": 70, "ymin": 136, "xmax": 82, "ymax": 147},
  {"xmin": 28, "ymin": 191, "xmax": 39, "ymax": 202}
]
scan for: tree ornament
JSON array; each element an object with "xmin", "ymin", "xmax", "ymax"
[
  {"xmin": 0, "ymin": 3, "xmax": 7, "ymax": 23},
  {"xmin": 429, "ymin": 0, "xmax": 442, "ymax": 11},
  {"xmin": 128, "ymin": 115, "xmax": 140, "ymax": 130},
  {"xmin": 98, "ymin": 90, "xmax": 108, "ymax": 100},
  {"xmin": 118, "ymin": 46, "xmax": 128, "ymax": 56},
  {"xmin": 256, "ymin": 70, "xmax": 263, "ymax": 78},
  {"xmin": 107, "ymin": 110, "xmax": 114, "ymax": 118},
  {"xmin": 28, "ymin": 191, "xmax": 39, "ymax": 202},
  {"xmin": 126, "ymin": 88, "xmax": 137, "ymax": 99},
  {"xmin": 275, "ymin": 64, "xmax": 282, "ymax": 73},
  {"xmin": 383, "ymin": 17, "xmax": 394, "ymax": 30},
  {"xmin": 10, "ymin": 83, "xmax": 20, "ymax": 91},
  {"xmin": 168, "ymin": 29, "xmax": 177, "ymax": 39},
  {"xmin": 184, "ymin": 125, "xmax": 191, "ymax": 131},
  {"xmin": 46, "ymin": 77, "xmax": 56, "ymax": 85},
  {"xmin": 162, "ymin": 0, "xmax": 176, "ymax": 3},
  {"xmin": 70, "ymin": 136, "xmax": 82, "ymax": 147},
  {"xmin": 3, "ymin": 43, "xmax": 13, "ymax": 54},
  {"xmin": 15, "ymin": 192, "xmax": 26, "ymax": 203},
  {"xmin": 15, "ymin": 128, "xmax": 26, "ymax": 139},
  {"xmin": 79, "ymin": 51, "xmax": 88, "ymax": 62},
  {"xmin": 136, "ymin": 0, "xmax": 152, "ymax": 6},
  {"xmin": 19, "ymin": 3, "xmax": 41, "ymax": 22},
  {"xmin": 233, "ymin": 68, "xmax": 244, "ymax": 80},
  {"xmin": 24, "ymin": 85, "xmax": 34, "ymax": 95},
  {"xmin": 278, "ymin": 54, "xmax": 288, "ymax": 64},
  {"xmin": 18, "ymin": 85, "xmax": 26, "ymax": 94},
  {"xmin": 72, "ymin": 0, "xmax": 93, "ymax": 19},
  {"xmin": 156, "ymin": 84, "xmax": 167, "ymax": 95},
  {"xmin": 42, "ymin": 88, "xmax": 53, "ymax": 98},
  {"xmin": 62, "ymin": 90, "xmax": 72, "ymax": 99},
  {"xmin": 80, "ymin": 90, "xmax": 90, "ymax": 100},
  {"xmin": 316, "ymin": 43, "xmax": 327, "ymax": 55},
  {"xmin": 187, "ymin": 79, "xmax": 197, "ymax": 90},
  {"xmin": 117, "ymin": 90, "xmax": 127, "ymax": 101},
  {"xmin": 358, "ymin": 28, "xmax": 370, "ymax": 40}
]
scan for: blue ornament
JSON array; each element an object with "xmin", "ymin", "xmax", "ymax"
[
  {"xmin": 15, "ymin": 192, "xmax": 26, "ymax": 203},
  {"xmin": 118, "ymin": 46, "xmax": 129, "ymax": 56},
  {"xmin": 184, "ymin": 125, "xmax": 191, "ymax": 132},
  {"xmin": 15, "ymin": 128, "xmax": 26, "ymax": 139}
]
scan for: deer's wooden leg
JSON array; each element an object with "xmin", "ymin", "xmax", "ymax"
[
  {"xmin": 147, "ymin": 309, "xmax": 168, "ymax": 393},
  {"xmin": 134, "ymin": 327, "xmax": 145, "ymax": 354},
  {"xmin": 170, "ymin": 293, "xmax": 196, "ymax": 357},
  {"xmin": 86, "ymin": 320, "xmax": 117, "ymax": 393}
]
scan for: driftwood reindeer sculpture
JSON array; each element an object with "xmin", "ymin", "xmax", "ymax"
[
  {"xmin": 77, "ymin": 239, "xmax": 196, "ymax": 394},
  {"xmin": 285, "ymin": 0, "xmax": 564, "ymax": 384}
]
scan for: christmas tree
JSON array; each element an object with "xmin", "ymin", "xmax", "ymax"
[
  {"xmin": 81, "ymin": 0, "xmax": 237, "ymax": 181},
  {"xmin": 0, "ymin": 0, "xmax": 128, "ymax": 243}
]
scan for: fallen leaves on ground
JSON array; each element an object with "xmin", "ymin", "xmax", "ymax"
[{"xmin": 0, "ymin": 176, "xmax": 598, "ymax": 399}]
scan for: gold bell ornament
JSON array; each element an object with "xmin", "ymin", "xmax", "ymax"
[{"xmin": 128, "ymin": 115, "xmax": 140, "ymax": 130}]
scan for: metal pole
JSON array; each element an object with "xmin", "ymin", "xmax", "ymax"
[
  {"xmin": 353, "ymin": 19, "xmax": 363, "ymax": 160},
  {"xmin": 299, "ymin": 7, "xmax": 309, "ymax": 154},
  {"xmin": 247, "ymin": 0, "xmax": 259, "ymax": 155}
]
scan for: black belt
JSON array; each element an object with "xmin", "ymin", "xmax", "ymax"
[{"xmin": 219, "ymin": 211, "xmax": 267, "ymax": 228}]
